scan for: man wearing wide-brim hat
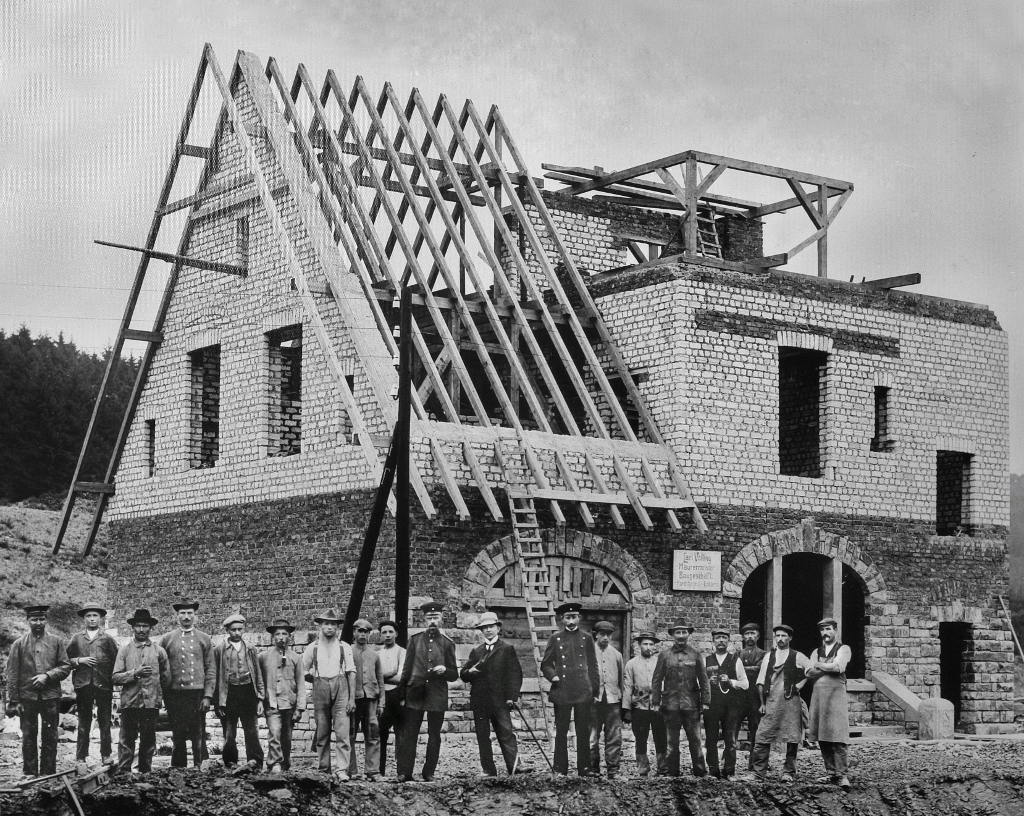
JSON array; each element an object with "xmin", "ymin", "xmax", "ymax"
[
  {"xmin": 112, "ymin": 609, "xmax": 170, "ymax": 775},
  {"xmin": 540, "ymin": 601, "xmax": 600, "ymax": 777},
  {"xmin": 302, "ymin": 607, "xmax": 357, "ymax": 781},
  {"xmin": 67, "ymin": 602, "xmax": 119, "ymax": 766},
  {"xmin": 158, "ymin": 600, "xmax": 215, "ymax": 769},
  {"xmin": 258, "ymin": 618, "xmax": 305, "ymax": 774},
  {"xmin": 651, "ymin": 619, "xmax": 709, "ymax": 777},
  {"xmin": 459, "ymin": 611, "xmax": 524, "ymax": 777},
  {"xmin": 623, "ymin": 631, "xmax": 667, "ymax": 776},
  {"xmin": 747, "ymin": 623, "xmax": 810, "ymax": 783},
  {"xmin": 5, "ymin": 604, "xmax": 71, "ymax": 778},
  {"xmin": 805, "ymin": 618, "xmax": 852, "ymax": 791}
]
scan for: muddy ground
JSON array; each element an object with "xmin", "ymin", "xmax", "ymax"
[{"xmin": 2, "ymin": 733, "xmax": 1024, "ymax": 815}]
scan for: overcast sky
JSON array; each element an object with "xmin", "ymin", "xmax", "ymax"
[{"xmin": 1, "ymin": 0, "xmax": 1021, "ymax": 471}]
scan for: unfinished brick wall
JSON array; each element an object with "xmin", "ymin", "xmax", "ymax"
[
  {"xmin": 267, "ymin": 325, "xmax": 302, "ymax": 457},
  {"xmin": 188, "ymin": 345, "xmax": 220, "ymax": 469}
]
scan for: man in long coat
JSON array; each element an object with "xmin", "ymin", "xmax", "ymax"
[
  {"xmin": 806, "ymin": 617, "xmax": 852, "ymax": 791},
  {"xmin": 749, "ymin": 623, "xmax": 810, "ymax": 782},
  {"xmin": 396, "ymin": 600, "xmax": 458, "ymax": 782},
  {"xmin": 541, "ymin": 601, "xmax": 600, "ymax": 777},
  {"xmin": 66, "ymin": 602, "xmax": 118, "ymax": 766},
  {"xmin": 651, "ymin": 619, "xmax": 709, "ymax": 777},
  {"xmin": 460, "ymin": 611, "xmax": 524, "ymax": 777}
]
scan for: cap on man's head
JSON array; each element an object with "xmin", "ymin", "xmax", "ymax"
[
  {"xmin": 353, "ymin": 618, "xmax": 374, "ymax": 632},
  {"xmin": 593, "ymin": 620, "xmax": 615, "ymax": 634},
  {"xmin": 419, "ymin": 600, "xmax": 444, "ymax": 614},
  {"xmin": 172, "ymin": 600, "xmax": 200, "ymax": 612},
  {"xmin": 817, "ymin": 617, "xmax": 838, "ymax": 630},
  {"xmin": 739, "ymin": 622, "xmax": 761, "ymax": 635},
  {"xmin": 266, "ymin": 617, "xmax": 295, "ymax": 634},
  {"xmin": 223, "ymin": 613, "xmax": 246, "ymax": 629},
  {"xmin": 555, "ymin": 602, "xmax": 583, "ymax": 615},
  {"xmin": 773, "ymin": 624, "xmax": 795, "ymax": 637},
  {"xmin": 711, "ymin": 627, "xmax": 730, "ymax": 638},
  {"xmin": 23, "ymin": 604, "xmax": 50, "ymax": 616},
  {"xmin": 634, "ymin": 631, "xmax": 660, "ymax": 643}
]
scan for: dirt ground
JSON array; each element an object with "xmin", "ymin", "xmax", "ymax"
[{"xmin": 2, "ymin": 727, "xmax": 1024, "ymax": 816}]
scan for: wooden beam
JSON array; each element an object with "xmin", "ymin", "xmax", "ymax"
[
  {"xmin": 179, "ymin": 144, "xmax": 212, "ymax": 159},
  {"xmin": 74, "ymin": 481, "xmax": 115, "ymax": 495},
  {"xmin": 553, "ymin": 449, "xmax": 594, "ymax": 528},
  {"xmin": 862, "ymin": 273, "xmax": 921, "ymax": 290},
  {"xmin": 430, "ymin": 437, "xmax": 470, "ymax": 520},
  {"xmin": 640, "ymin": 456, "xmax": 681, "ymax": 531},
  {"xmin": 612, "ymin": 453, "xmax": 654, "ymax": 530},
  {"xmin": 463, "ymin": 441, "xmax": 503, "ymax": 521},
  {"xmin": 687, "ymin": 150, "xmax": 853, "ymax": 191},
  {"xmin": 122, "ymin": 329, "xmax": 163, "ymax": 343},
  {"xmin": 585, "ymin": 452, "xmax": 625, "ymax": 529},
  {"xmin": 523, "ymin": 440, "xmax": 565, "ymax": 525},
  {"xmin": 753, "ymin": 186, "xmax": 845, "ymax": 218},
  {"xmin": 786, "ymin": 178, "xmax": 825, "ymax": 229},
  {"xmin": 667, "ymin": 458, "xmax": 708, "ymax": 533},
  {"xmin": 160, "ymin": 174, "xmax": 254, "ymax": 215},
  {"xmin": 94, "ymin": 240, "xmax": 247, "ymax": 277},
  {"xmin": 695, "ymin": 162, "xmax": 728, "ymax": 198}
]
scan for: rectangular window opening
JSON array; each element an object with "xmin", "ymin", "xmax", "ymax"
[
  {"xmin": 778, "ymin": 347, "xmax": 827, "ymax": 478},
  {"xmin": 189, "ymin": 345, "xmax": 220, "ymax": 469},
  {"xmin": 268, "ymin": 325, "xmax": 302, "ymax": 457},
  {"xmin": 936, "ymin": 450, "xmax": 972, "ymax": 536},
  {"xmin": 871, "ymin": 386, "xmax": 893, "ymax": 452},
  {"xmin": 145, "ymin": 419, "xmax": 156, "ymax": 478}
]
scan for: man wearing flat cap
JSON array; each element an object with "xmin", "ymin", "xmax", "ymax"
[
  {"xmin": 67, "ymin": 603, "xmax": 118, "ymax": 766},
  {"xmin": 735, "ymin": 622, "xmax": 766, "ymax": 771},
  {"xmin": 303, "ymin": 607, "xmax": 357, "ymax": 781},
  {"xmin": 112, "ymin": 609, "xmax": 170, "ymax": 775},
  {"xmin": 651, "ymin": 619, "xmax": 709, "ymax": 777},
  {"xmin": 259, "ymin": 618, "xmax": 305, "ymax": 773},
  {"xmin": 348, "ymin": 618, "xmax": 384, "ymax": 780},
  {"xmin": 5, "ymin": 604, "xmax": 71, "ymax": 777},
  {"xmin": 748, "ymin": 623, "xmax": 810, "ymax": 783},
  {"xmin": 159, "ymin": 600, "xmax": 215, "ymax": 768},
  {"xmin": 397, "ymin": 601, "xmax": 458, "ymax": 782},
  {"xmin": 703, "ymin": 627, "xmax": 748, "ymax": 779},
  {"xmin": 806, "ymin": 618, "xmax": 852, "ymax": 791},
  {"xmin": 623, "ymin": 632, "xmax": 666, "ymax": 776},
  {"xmin": 460, "ymin": 611, "xmax": 523, "ymax": 777},
  {"xmin": 589, "ymin": 620, "xmax": 623, "ymax": 778},
  {"xmin": 214, "ymin": 613, "xmax": 265, "ymax": 770},
  {"xmin": 541, "ymin": 601, "xmax": 600, "ymax": 777}
]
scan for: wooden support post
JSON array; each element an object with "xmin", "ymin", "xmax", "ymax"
[
  {"xmin": 823, "ymin": 557, "xmax": 843, "ymax": 632},
  {"xmin": 817, "ymin": 184, "xmax": 828, "ymax": 278},
  {"xmin": 684, "ymin": 160, "xmax": 699, "ymax": 255},
  {"xmin": 394, "ymin": 287, "xmax": 412, "ymax": 647},
  {"xmin": 767, "ymin": 555, "xmax": 783, "ymax": 631}
]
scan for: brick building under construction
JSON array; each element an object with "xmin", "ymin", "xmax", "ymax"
[{"xmin": 58, "ymin": 47, "xmax": 1012, "ymax": 736}]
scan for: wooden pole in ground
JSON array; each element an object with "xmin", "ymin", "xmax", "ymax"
[{"xmin": 394, "ymin": 287, "xmax": 413, "ymax": 647}]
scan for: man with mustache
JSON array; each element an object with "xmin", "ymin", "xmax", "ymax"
[{"xmin": 806, "ymin": 618, "xmax": 852, "ymax": 792}]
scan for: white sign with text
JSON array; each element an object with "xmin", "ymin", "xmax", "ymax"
[{"xmin": 672, "ymin": 550, "xmax": 722, "ymax": 592}]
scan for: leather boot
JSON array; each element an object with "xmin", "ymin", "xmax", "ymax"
[
  {"xmin": 656, "ymin": 752, "xmax": 668, "ymax": 776},
  {"xmin": 636, "ymin": 753, "xmax": 650, "ymax": 776}
]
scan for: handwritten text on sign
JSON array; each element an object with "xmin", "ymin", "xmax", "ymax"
[{"xmin": 672, "ymin": 550, "xmax": 722, "ymax": 592}]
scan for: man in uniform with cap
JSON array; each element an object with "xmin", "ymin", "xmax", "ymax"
[
  {"xmin": 540, "ymin": 601, "xmax": 599, "ymax": 778},
  {"xmin": 112, "ymin": 609, "xmax": 170, "ymax": 775},
  {"xmin": 806, "ymin": 618, "xmax": 852, "ymax": 791},
  {"xmin": 460, "ymin": 611, "xmax": 523, "ymax": 777},
  {"xmin": 589, "ymin": 620, "xmax": 623, "ymax": 778},
  {"xmin": 397, "ymin": 600, "xmax": 458, "ymax": 782},
  {"xmin": 348, "ymin": 618, "xmax": 384, "ymax": 780},
  {"xmin": 66, "ymin": 602, "xmax": 118, "ymax": 766},
  {"xmin": 651, "ymin": 619, "xmax": 709, "ymax": 777},
  {"xmin": 735, "ymin": 622, "xmax": 766, "ymax": 770},
  {"xmin": 376, "ymin": 619, "xmax": 406, "ymax": 777},
  {"xmin": 214, "ymin": 614, "xmax": 265, "ymax": 770},
  {"xmin": 749, "ymin": 623, "xmax": 810, "ymax": 782},
  {"xmin": 303, "ymin": 607, "xmax": 357, "ymax": 781},
  {"xmin": 622, "ymin": 631, "xmax": 666, "ymax": 776},
  {"xmin": 259, "ymin": 618, "xmax": 305, "ymax": 774},
  {"xmin": 159, "ymin": 600, "xmax": 216, "ymax": 768},
  {"xmin": 4, "ymin": 604, "xmax": 71, "ymax": 778},
  {"xmin": 703, "ymin": 627, "xmax": 748, "ymax": 779}
]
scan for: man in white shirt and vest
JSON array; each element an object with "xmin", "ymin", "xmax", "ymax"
[
  {"xmin": 806, "ymin": 617, "xmax": 853, "ymax": 791},
  {"xmin": 703, "ymin": 627, "xmax": 748, "ymax": 780},
  {"xmin": 303, "ymin": 608, "xmax": 356, "ymax": 782},
  {"xmin": 589, "ymin": 620, "xmax": 623, "ymax": 778}
]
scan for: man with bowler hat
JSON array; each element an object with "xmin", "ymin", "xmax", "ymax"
[
  {"xmin": 460, "ymin": 611, "xmax": 523, "ymax": 777},
  {"xmin": 159, "ymin": 600, "xmax": 215, "ymax": 768},
  {"xmin": 214, "ymin": 613, "xmax": 265, "ymax": 770},
  {"xmin": 259, "ymin": 617, "xmax": 305, "ymax": 773},
  {"xmin": 303, "ymin": 607, "xmax": 356, "ymax": 781},
  {"xmin": 589, "ymin": 620, "xmax": 623, "ymax": 778},
  {"xmin": 623, "ymin": 631, "xmax": 666, "ymax": 776},
  {"xmin": 396, "ymin": 600, "xmax": 458, "ymax": 782},
  {"xmin": 651, "ymin": 619, "xmax": 709, "ymax": 777},
  {"xmin": 66, "ymin": 602, "xmax": 118, "ymax": 766},
  {"xmin": 5, "ymin": 604, "xmax": 70, "ymax": 778},
  {"xmin": 735, "ymin": 622, "xmax": 766, "ymax": 769},
  {"xmin": 806, "ymin": 618, "xmax": 852, "ymax": 791},
  {"xmin": 112, "ymin": 609, "xmax": 170, "ymax": 775},
  {"xmin": 703, "ymin": 627, "xmax": 748, "ymax": 779},
  {"xmin": 541, "ymin": 601, "xmax": 599, "ymax": 778},
  {"xmin": 748, "ymin": 623, "xmax": 810, "ymax": 782}
]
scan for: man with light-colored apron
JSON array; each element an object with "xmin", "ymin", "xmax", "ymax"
[{"xmin": 806, "ymin": 617, "xmax": 852, "ymax": 792}]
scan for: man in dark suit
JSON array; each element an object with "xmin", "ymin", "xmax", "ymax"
[
  {"xmin": 541, "ymin": 601, "xmax": 600, "ymax": 778},
  {"xmin": 460, "ymin": 611, "xmax": 524, "ymax": 777},
  {"xmin": 396, "ymin": 600, "xmax": 458, "ymax": 782}
]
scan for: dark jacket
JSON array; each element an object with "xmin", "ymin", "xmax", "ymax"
[
  {"xmin": 213, "ymin": 640, "xmax": 265, "ymax": 707},
  {"xmin": 651, "ymin": 643, "xmax": 709, "ymax": 711},
  {"xmin": 541, "ymin": 627, "xmax": 600, "ymax": 705},
  {"xmin": 67, "ymin": 631, "xmax": 119, "ymax": 691},
  {"xmin": 460, "ymin": 638, "xmax": 523, "ymax": 711},
  {"xmin": 6, "ymin": 632, "xmax": 71, "ymax": 703},
  {"xmin": 399, "ymin": 629, "xmax": 458, "ymax": 712}
]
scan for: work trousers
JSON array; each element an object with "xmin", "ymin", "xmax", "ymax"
[
  {"xmin": 589, "ymin": 701, "xmax": 622, "ymax": 776},
  {"xmin": 265, "ymin": 708, "xmax": 295, "ymax": 770},
  {"xmin": 663, "ymin": 709, "xmax": 707, "ymax": 777},
  {"xmin": 75, "ymin": 686, "xmax": 113, "ymax": 762},
  {"xmin": 19, "ymin": 698, "xmax": 60, "ymax": 776},
  {"xmin": 472, "ymin": 703, "xmax": 518, "ymax": 776},
  {"xmin": 397, "ymin": 708, "xmax": 444, "ymax": 779},
  {"xmin": 704, "ymin": 703, "xmax": 740, "ymax": 777},
  {"xmin": 118, "ymin": 708, "xmax": 158, "ymax": 774},
  {"xmin": 630, "ymin": 709, "xmax": 667, "ymax": 775},
  {"xmin": 819, "ymin": 741, "xmax": 849, "ymax": 777},
  {"xmin": 552, "ymin": 701, "xmax": 592, "ymax": 776},
  {"xmin": 348, "ymin": 696, "xmax": 381, "ymax": 777},
  {"xmin": 735, "ymin": 690, "xmax": 762, "ymax": 769},
  {"xmin": 221, "ymin": 683, "xmax": 263, "ymax": 769},
  {"xmin": 312, "ymin": 675, "xmax": 351, "ymax": 773},
  {"xmin": 165, "ymin": 688, "xmax": 206, "ymax": 767},
  {"xmin": 751, "ymin": 740, "xmax": 798, "ymax": 777},
  {"xmin": 378, "ymin": 688, "xmax": 405, "ymax": 775}
]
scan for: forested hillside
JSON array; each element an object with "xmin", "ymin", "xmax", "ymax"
[{"xmin": 0, "ymin": 327, "xmax": 139, "ymax": 503}]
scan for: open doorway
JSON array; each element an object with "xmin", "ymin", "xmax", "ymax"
[{"xmin": 940, "ymin": 622, "xmax": 972, "ymax": 727}]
